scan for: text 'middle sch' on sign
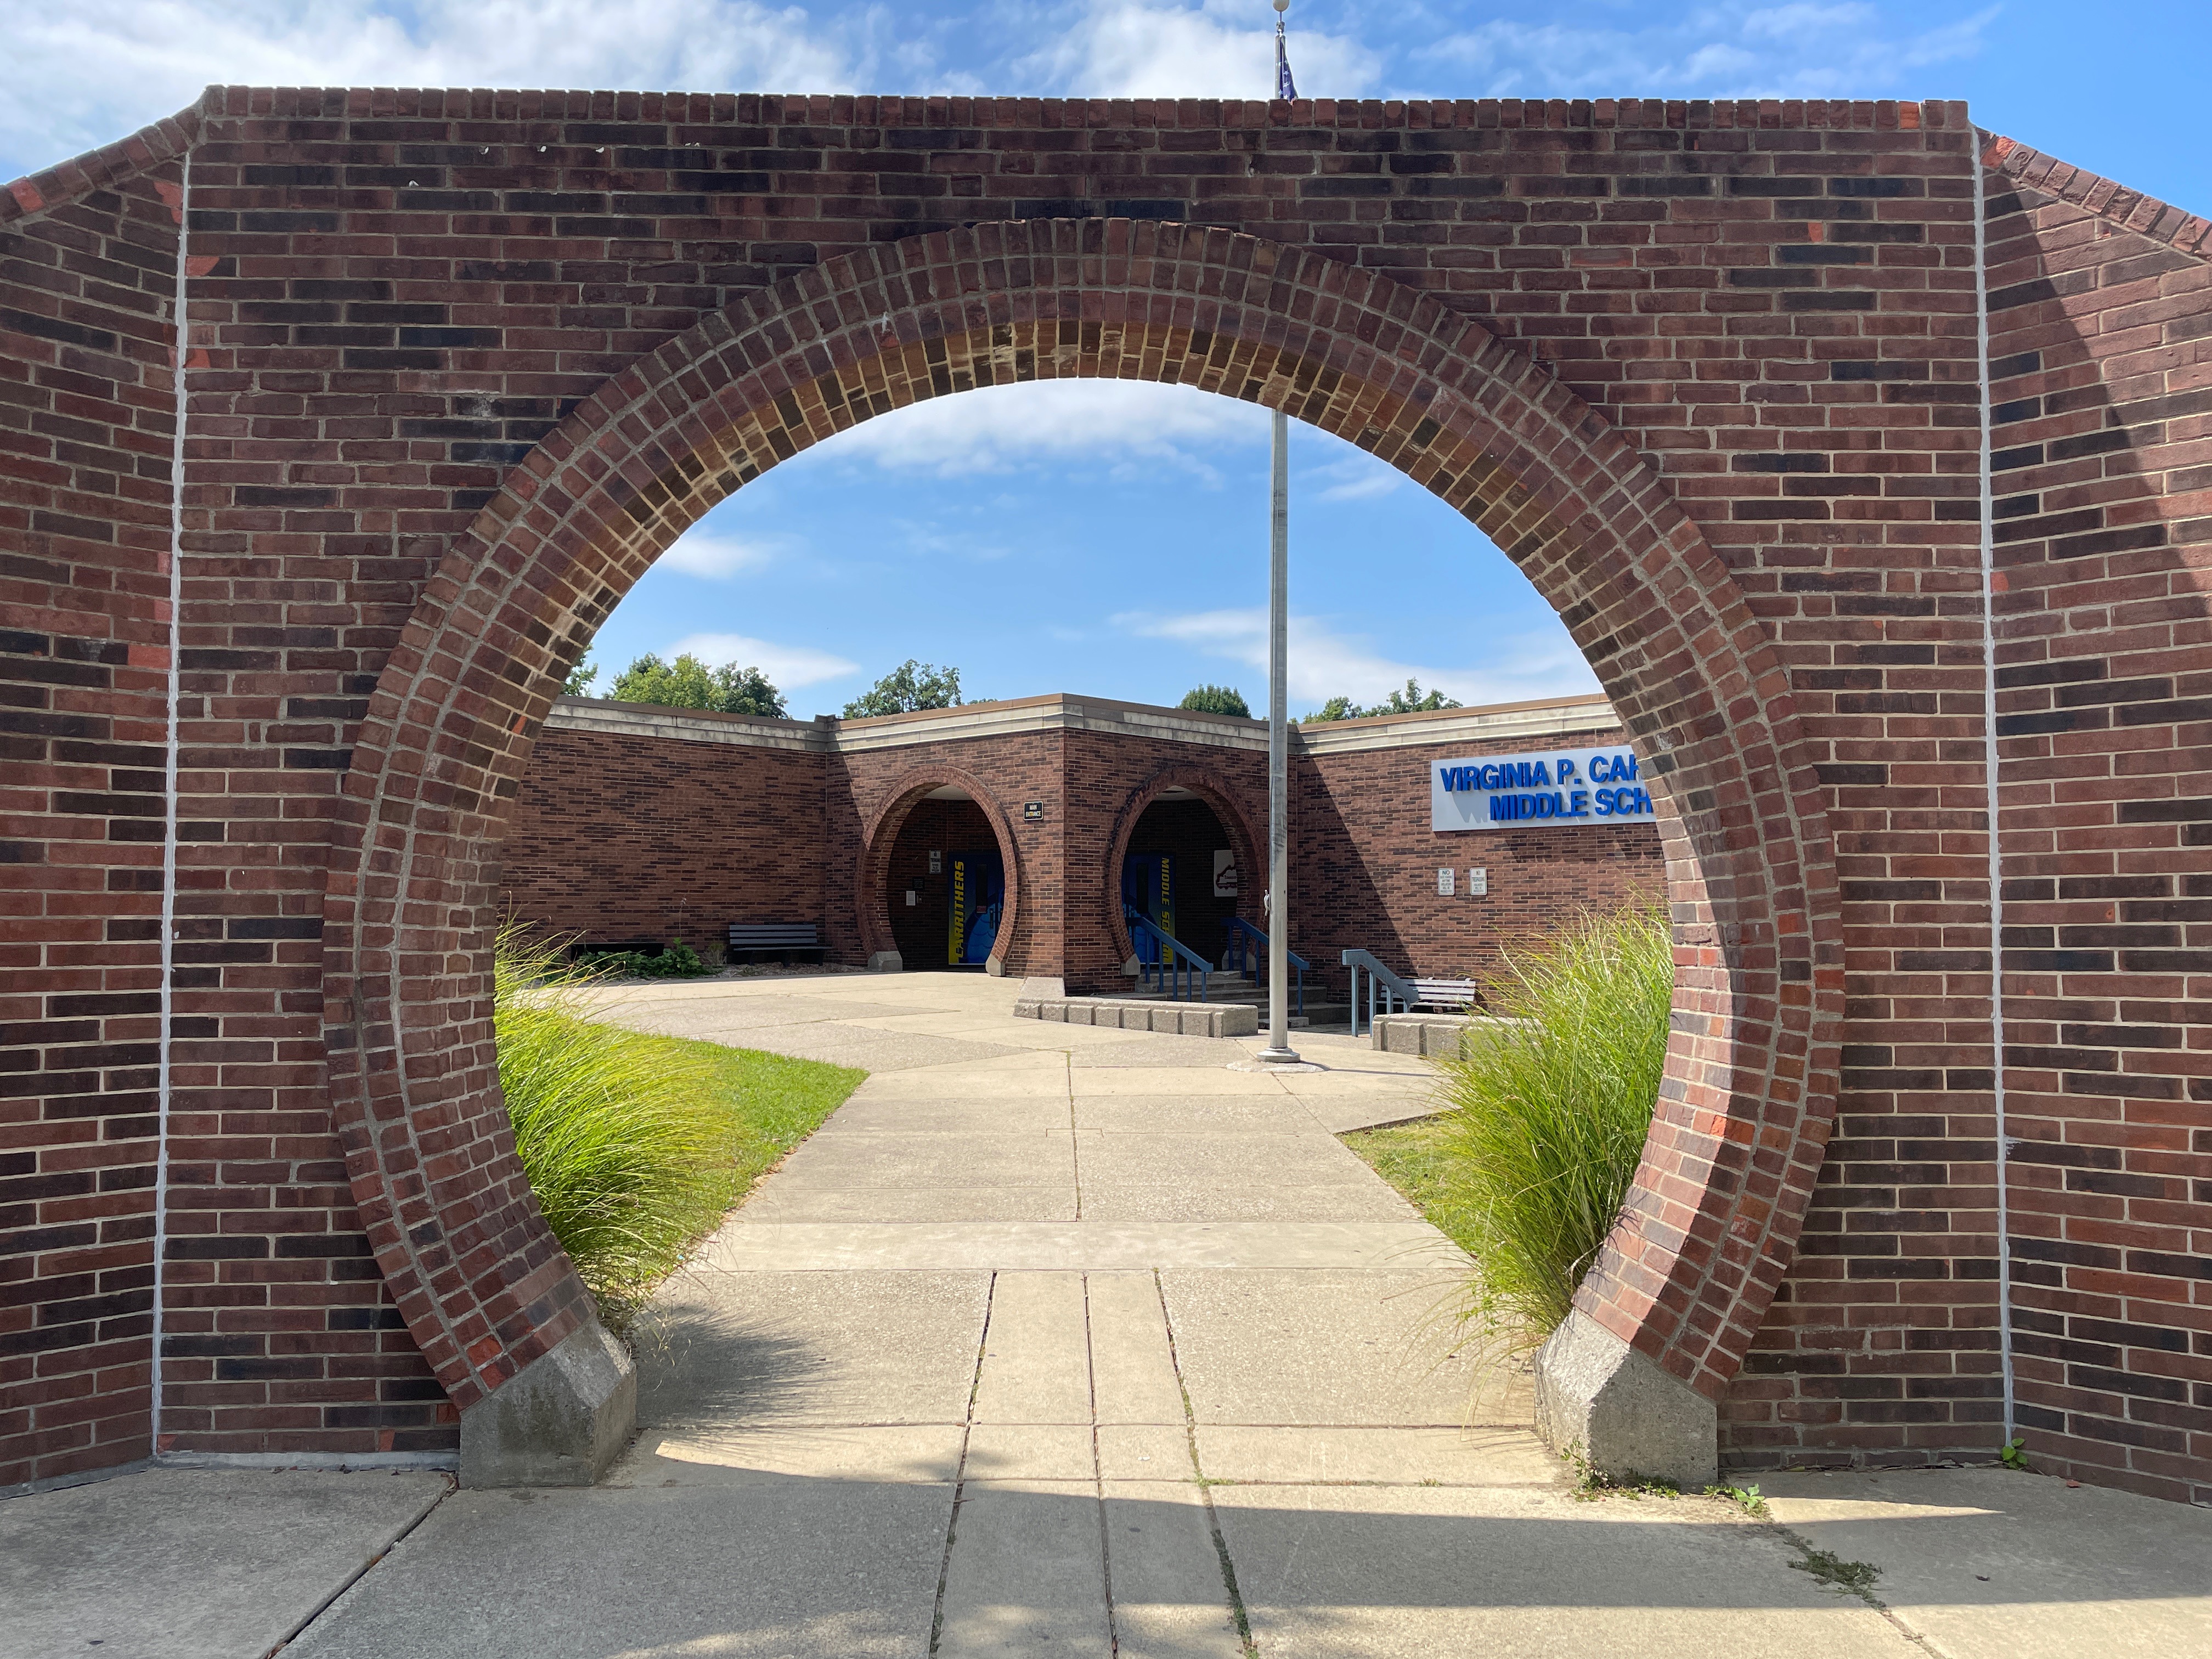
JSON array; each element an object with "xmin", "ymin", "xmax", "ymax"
[{"xmin": 1431, "ymin": 746, "xmax": 1655, "ymax": 833}]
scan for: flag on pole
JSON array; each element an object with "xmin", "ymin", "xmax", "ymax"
[{"xmin": 1274, "ymin": 12, "xmax": 1297, "ymax": 100}]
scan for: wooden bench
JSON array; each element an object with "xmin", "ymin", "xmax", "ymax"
[
  {"xmin": 1412, "ymin": 977, "xmax": 1480, "ymax": 1011},
  {"xmin": 727, "ymin": 923, "xmax": 827, "ymax": 964}
]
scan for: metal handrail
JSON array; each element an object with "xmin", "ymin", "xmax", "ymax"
[
  {"xmin": 1222, "ymin": 916, "xmax": 1306, "ymax": 1017},
  {"xmin": 1124, "ymin": 905, "xmax": 1211, "ymax": 1002},
  {"xmin": 1341, "ymin": 948, "xmax": 1415, "ymax": 1037}
]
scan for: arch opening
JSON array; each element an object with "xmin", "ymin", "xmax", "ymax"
[
  {"xmin": 862, "ymin": 777, "xmax": 1023, "ymax": 975},
  {"xmin": 322, "ymin": 220, "xmax": 1841, "ymax": 1485},
  {"xmin": 1098, "ymin": 771, "xmax": 1263, "ymax": 979}
]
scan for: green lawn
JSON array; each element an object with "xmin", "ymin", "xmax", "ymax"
[
  {"xmin": 684, "ymin": 1036, "xmax": 866, "ymax": 1204},
  {"xmin": 1339, "ymin": 1118, "xmax": 1481, "ymax": 1255}
]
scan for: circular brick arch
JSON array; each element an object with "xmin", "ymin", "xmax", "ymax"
[
  {"xmin": 1099, "ymin": 764, "xmax": 1265, "ymax": 970},
  {"xmin": 856, "ymin": 766, "xmax": 1025, "ymax": 974},
  {"xmin": 321, "ymin": 218, "xmax": 1842, "ymax": 1432}
]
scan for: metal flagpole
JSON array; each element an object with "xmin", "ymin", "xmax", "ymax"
[
  {"xmin": 1259, "ymin": 0, "xmax": 1301, "ymax": 1065},
  {"xmin": 1259, "ymin": 405, "xmax": 1300, "ymax": 1063},
  {"xmin": 1256, "ymin": 0, "xmax": 1300, "ymax": 1066}
]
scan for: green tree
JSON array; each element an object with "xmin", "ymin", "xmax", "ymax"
[
  {"xmin": 707, "ymin": 663, "xmax": 787, "ymax": 718},
  {"xmin": 1373, "ymin": 678, "xmax": 1460, "ymax": 715},
  {"xmin": 1177, "ymin": 684, "xmax": 1251, "ymax": 718},
  {"xmin": 562, "ymin": 657, "xmax": 600, "ymax": 697},
  {"xmin": 1299, "ymin": 679, "xmax": 1463, "ymax": 724},
  {"xmin": 843, "ymin": 659, "xmax": 963, "ymax": 718},
  {"xmin": 609, "ymin": 652, "xmax": 788, "ymax": 718}
]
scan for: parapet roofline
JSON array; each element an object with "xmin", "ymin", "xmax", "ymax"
[{"xmin": 545, "ymin": 690, "xmax": 1624, "ymax": 755}]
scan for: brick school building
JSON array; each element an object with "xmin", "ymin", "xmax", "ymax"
[{"xmin": 501, "ymin": 690, "xmax": 1662, "ymax": 996}]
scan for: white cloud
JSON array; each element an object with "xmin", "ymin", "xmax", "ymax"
[
  {"xmin": 1019, "ymin": 0, "xmax": 1383, "ymax": 100},
  {"xmin": 1114, "ymin": 606, "xmax": 1600, "ymax": 709},
  {"xmin": 663, "ymin": 631, "xmax": 859, "ymax": 687},
  {"xmin": 1306, "ymin": 453, "xmax": 1402, "ymax": 504},
  {"xmin": 1741, "ymin": 4, "xmax": 1878, "ymax": 42},
  {"xmin": 821, "ymin": 380, "xmax": 1266, "ymax": 479},
  {"xmin": 4, "ymin": 0, "xmax": 859, "ymax": 174},
  {"xmin": 656, "ymin": 528, "xmax": 780, "ymax": 580}
]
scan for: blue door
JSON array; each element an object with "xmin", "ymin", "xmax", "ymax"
[
  {"xmin": 947, "ymin": 850, "xmax": 1004, "ymax": 966},
  {"xmin": 1121, "ymin": 853, "xmax": 1175, "ymax": 940}
]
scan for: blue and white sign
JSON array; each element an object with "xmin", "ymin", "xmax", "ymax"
[{"xmin": 1431, "ymin": 746, "xmax": 1656, "ymax": 833}]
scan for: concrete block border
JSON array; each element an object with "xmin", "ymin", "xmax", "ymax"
[
  {"xmin": 1015, "ymin": 998, "xmax": 1258, "ymax": 1039},
  {"xmin": 1371, "ymin": 1013, "xmax": 1479, "ymax": 1059}
]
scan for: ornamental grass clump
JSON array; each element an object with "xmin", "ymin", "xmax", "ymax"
[
  {"xmin": 493, "ymin": 924, "xmax": 739, "ymax": 1323},
  {"xmin": 1434, "ymin": 901, "xmax": 1673, "ymax": 1356}
]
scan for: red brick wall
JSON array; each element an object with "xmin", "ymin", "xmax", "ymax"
[
  {"xmin": 1966, "ymin": 140, "xmax": 2212, "ymax": 1500},
  {"xmin": 5, "ymin": 91, "xmax": 2206, "ymax": 1502},
  {"xmin": 500, "ymin": 720, "xmax": 827, "ymax": 953},
  {"xmin": 1, "ymin": 171, "xmax": 182, "ymax": 1491}
]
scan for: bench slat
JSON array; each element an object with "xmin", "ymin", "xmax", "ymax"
[
  {"xmin": 1411, "ymin": 977, "xmax": 1479, "ymax": 1009},
  {"xmin": 727, "ymin": 922, "xmax": 827, "ymax": 963}
]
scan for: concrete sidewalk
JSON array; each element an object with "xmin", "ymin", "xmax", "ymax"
[
  {"xmin": 290, "ymin": 974, "xmax": 1911, "ymax": 1658},
  {"xmin": 12, "ymin": 973, "xmax": 2208, "ymax": 1658},
  {"xmin": 0, "ymin": 1468, "xmax": 447, "ymax": 1659}
]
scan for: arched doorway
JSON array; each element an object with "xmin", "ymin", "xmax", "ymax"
[
  {"xmin": 857, "ymin": 770, "xmax": 1025, "ymax": 977},
  {"xmin": 321, "ymin": 221, "xmax": 1841, "ymax": 1484},
  {"xmin": 1102, "ymin": 769, "xmax": 1264, "ymax": 980}
]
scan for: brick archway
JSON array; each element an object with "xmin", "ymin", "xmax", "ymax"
[
  {"xmin": 319, "ymin": 218, "xmax": 1843, "ymax": 1475},
  {"xmin": 1100, "ymin": 763, "xmax": 1265, "ymax": 971},
  {"xmin": 857, "ymin": 766, "xmax": 1025, "ymax": 975}
]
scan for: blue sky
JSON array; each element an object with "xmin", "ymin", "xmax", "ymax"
[{"xmin": 14, "ymin": 2, "xmax": 2207, "ymax": 716}]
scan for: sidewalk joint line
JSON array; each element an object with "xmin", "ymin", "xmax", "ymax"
[
  {"xmin": 1153, "ymin": 1268, "xmax": 1257, "ymax": 1657},
  {"xmin": 268, "ymin": 1472, "xmax": 455, "ymax": 1655},
  {"xmin": 928, "ymin": 1268, "xmax": 996, "ymax": 1659},
  {"xmin": 1084, "ymin": 1272, "xmax": 1122, "ymax": 1655}
]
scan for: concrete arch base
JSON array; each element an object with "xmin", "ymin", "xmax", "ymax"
[
  {"xmin": 458, "ymin": 1322, "xmax": 636, "ymax": 1488},
  {"xmin": 1535, "ymin": 1311, "xmax": 1718, "ymax": 1489}
]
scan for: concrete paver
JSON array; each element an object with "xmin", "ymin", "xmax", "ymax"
[
  {"xmin": 1098, "ymin": 1482, "xmax": 1249, "ymax": 1658},
  {"xmin": 1211, "ymin": 1483, "xmax": 1920, "ymax": 1659},
  {"xmin": 0, "ymin": 1468, "xmax": 447, "ymax": 1659},
  {"xmin": 1161, "ymin": 1267, "xmax": 1504, "ymax": 1425},
  {"xmin": 1071, "ymin": 1092, "xmax": 1322, "ymax": 1132},
  {"xmin": 693, "ymin": 1218, "xmax": 1452, "ymax": 1271},
  {"xmin": 773, "ymin": 1128, "xmax": 1079, "ymax": 1188},
  {"xmin": 289, "ymin": 1477, "xmax": 952, "ymax": 1659},
  {"xmin": 1194, "ymin": 1423, "xmax": 1561, "ymax": 1486},
  {"xmin": 972, "ymin": 1272, "xmax": 1093, "ymax": 1424},
  {"xmin": 736, "ymin": 1184, "xmax": 1083, "ymax": 1222},
  {"xmin": 635, "ymin": 1268, "xmax": 990, "ymax": 1426},
  {"xmin": 1075, "ymin": 1130, "xmax": 1381, "ymax": 1186},
  {"xmin": 935, "ymin": 1481, "xmax": 1112, "ymax": 1657},
  {"xmin": 1075, "ymin": 1180, "xmax": 1421, "ymax": 1222},
  {"xmin": 1084, "ymin": 1270, "xmax": 1187, "ymax": 1424},
  {"xmin": 1760, "ymin": 1467, "xmax": 2212, "ymax": 1658}
]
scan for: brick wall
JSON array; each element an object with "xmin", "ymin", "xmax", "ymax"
[
  {"xmin": 1967, "ymin": 140, "xmax": 2212, "ymax": 1499},
  {"xmin": 501, "ymin": 719, "xmax": 827, "ymax": 952},
  {"xmin": 3, "ymin": 91, "xmax": 2204, "ymax": 1501},
  {"xmin": 3, "ymin": 126, "xmax": 206, "ymax": 1488}
]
